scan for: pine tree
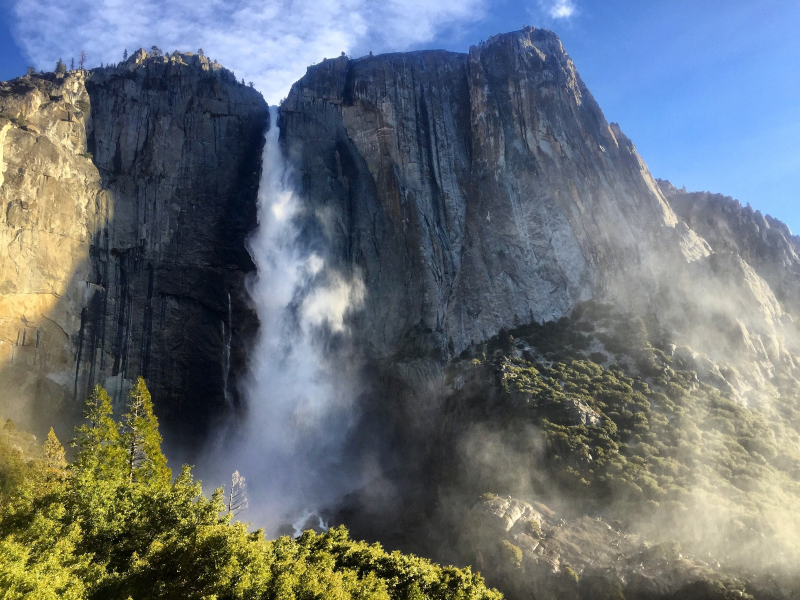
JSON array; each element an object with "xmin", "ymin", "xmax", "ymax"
[
  {"xmin": 78, "ymin": 50, "xmax": 87, "ymax": 70},
  {"xmin": 72, "ymin": 384, "xmax": 126, "ymax": 479},
  {"xmin": 43, "ymin": 428, "xmax": 67, "ymax": 473},
  {"xmin": 123, "ymin": 48, "xmax": 128, "ymax": 60},
  {"xmin": 56, "ymin": 58, "xmax": 66, "ymax": 75},
  {"xmin": 121, "ymin": 377, "xmax": 169, "ymax": 484}
]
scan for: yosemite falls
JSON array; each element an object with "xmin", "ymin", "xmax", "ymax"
[{"xmin": 229, "ymin": 105, "xmax": 365, "ymax": 529}]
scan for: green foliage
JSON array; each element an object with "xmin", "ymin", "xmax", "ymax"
[
  {"xmin": 523, "ymin": 519, "xmax": 542, "ymax": 538},
  {"xmin": 450, "ymin": 303, "xmax": 800, "ymax": 561},
  {"xmin": 43, "ymin": 428, "xmax": 67, "ymax": 470},
  {"xmin": 73, "ymin": 385, "xmax": 126, "ymax": 479},
  {"xmin": 0, "ymin": 438, "xmax": 30, "ymax": 502},
  {"xmin": 499, "ymin": 540, "xmax": 522, "ymax": 568},
  {"xmin": 2, "ymin": 419, "xmax": 16, "ymax": 445},
  {"xmin": 561, "ymin": 563, "xmax": 579, "ymax": 584},
  {"xmin": 122, "ymin": 376, "xmax": 170, "ymax": 484},
  {"xmin": 0, "ymin": 378, "xmax": 501, "ymax": 600}
]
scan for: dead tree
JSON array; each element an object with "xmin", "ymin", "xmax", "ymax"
[{"xmin": 227, "ymin": 470, "xmax": 248, "ymax": 516}]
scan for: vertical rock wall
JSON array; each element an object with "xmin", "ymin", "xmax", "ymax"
[
  {"xmin": 280, "ymin": 27, "xmax": 689, "ymax": 361},
  {"xmin": 0, "ymin": 53, "xmax": 267, "ymax": 447}
]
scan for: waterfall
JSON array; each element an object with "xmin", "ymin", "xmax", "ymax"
[
  {"xmin": 211, "ymin": 105, "xmax": 365, "ymax": 532},
  {"xmin": 223, "ymin": 292, "xmax": 232, "ymax": 407}
]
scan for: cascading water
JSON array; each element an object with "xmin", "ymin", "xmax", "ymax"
[
  {"xmin": 222, "ymin": 292, "xmax": 233, "ymax": 407},
  {"xmin": 207, "ymin": 105, "xmax": 366, "ymax": 532}
]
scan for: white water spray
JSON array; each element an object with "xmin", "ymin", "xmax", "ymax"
[
  {"xmin": 210, "ymin": 105, "xmax": 365, "ymax": 533},
  {"xmin": 222, "ymin": 292, "xmax": 233, "ymax": 407}
]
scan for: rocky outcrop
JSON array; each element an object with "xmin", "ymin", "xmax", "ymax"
[
  {"xmin": 651, "ymin": 181, "xmax": 800, "ymax": 393},
  {"xmin": 464, "ymin": 495, "xmax": 758, "ymax": 600},
  {"xmin": 659, "ymin": 179, "xmax": 800, "ymax": 323},
  {"xmin": 0, "ymin": 53, "xmax": 267, "ymax": 446}
]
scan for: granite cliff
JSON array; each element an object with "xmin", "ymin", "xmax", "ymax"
[
  {"xmin": 2, "ymin": 28, "xmax": 795, "ymax": 443},
  {"xmin": 280, "ymin": 26, "xmax": 798, "ymax": 400},
  {"xmin": 282, "ymin": 28, "xmax": 688, "ymax": 358},
  {"xmin": 276, "ymin": 28, "xmax": 800, "ymax": 599},
  {"xmin": 0, "ymin": 51, "xmax": 267, "ymax": 446}
]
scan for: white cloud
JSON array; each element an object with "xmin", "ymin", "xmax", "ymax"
[
  {"xmin": 10, "ymin": 0, "xmax": 486, "ymax": 103},
  {"xmin": 539, "ymin": 0, "xmax": 577, "ymax": 20}
]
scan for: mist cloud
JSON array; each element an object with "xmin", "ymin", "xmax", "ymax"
[{"xmin": 10, "ymin": 0, "xmax": 486, "ymax": 103}]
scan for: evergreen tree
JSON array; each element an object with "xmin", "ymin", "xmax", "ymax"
[
  {"xmin": 78, "ymin": 50, "xmax": 87, "ymax": 70},
  {"xmin": 123, "ymin": 48, "xmax": 128, "ymax": 60},
  {"xmin": 43, "ymin": 428, "xmax": 66, "ymax": 473},
  {"xmin": 72, "ymin": 385, "xmax": 126, "ymax": 479},
  {"xmin": 0, "ymin": 378, "xmax": 502, "ymax": 600},
  {"xmin": 56, "ymin": 58, "xmax": 66, "ymax": 74},
  {"xmin": 121, "ymin": 377, "xmax": 170, "ymax": 484}
]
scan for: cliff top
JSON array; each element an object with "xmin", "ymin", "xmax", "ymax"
[
  {"xmin": 658, "ymin": 178, "xmax": 799, "ymax": 244},
  {"xmin": 0, "ymin": 48, "xmax": 264, "ymax": 106},
  {"xmin": 298, "ymin": 27, "xmax": 566, "ymax": 77}
]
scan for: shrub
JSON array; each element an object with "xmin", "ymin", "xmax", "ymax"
[
  {"xmin": 561, "ymin": 563, "xmax": 579, "ymax": 583},
  {"xmin": 499, "ymin": 540, "xmax": 522, "ymax": 567}
]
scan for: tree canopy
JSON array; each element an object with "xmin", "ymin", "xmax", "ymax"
[{"xmin": 0, "ymin": 378, "xmax": 501, "ymax": 600}]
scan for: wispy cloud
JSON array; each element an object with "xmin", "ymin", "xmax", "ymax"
[
  {"xmin": 539, "ymin": 0, "xmax": 577, "ymax": 20},
  {"xmin": 10, "ymin": 0, "xmax": 486, "ymax": 103}
]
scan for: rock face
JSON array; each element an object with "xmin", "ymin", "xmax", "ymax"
[
  {"xmin": 1, "ymin": 26, "xmax": 799, "ymax": 600},
  {"xmin": 281, "ymin": 27, "xmax": 700, "ymax": 361},
  {"xmin": 281, "ymin": 30, "xmax": 800, "ymax": 598},
  {"xmin": 463, "ymin": 495, "xmax": 759, "ymax": 600},
  {"xmin": 281, "ymin": 27, "xmax": 798, "ymax": 398},
  {"xmin": 659, "ymin": 178, "xmax": 800, "ymax": 323},
  {"xmin": 0, "ymin": 52, "xmax": 267, "ymax": 446}
]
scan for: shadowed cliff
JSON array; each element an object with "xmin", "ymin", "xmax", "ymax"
[{"xmin": 0, "ymin": 50, "xmax": 267, "ymax": 451}]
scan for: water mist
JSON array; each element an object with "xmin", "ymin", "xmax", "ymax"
[{"xmin": 206, "ymin": 106, "xmax": 366, "ymax": 534}]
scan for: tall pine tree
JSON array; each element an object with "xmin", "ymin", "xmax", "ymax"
[
  {"xmin": 72, "ymin": 384, "xmax": 126, "ymax": 480},
  {"xmin": 43, "ymin": 428, "xmax": 66, "ymax": 473},
  {"xmin": 121, "ymin": 377, "xmax": 170, "ymax": 484}
]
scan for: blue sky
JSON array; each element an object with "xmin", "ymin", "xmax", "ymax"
[{"xmin": 0, "ymin": 0, "xmax": 797, "ymax": 233}]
